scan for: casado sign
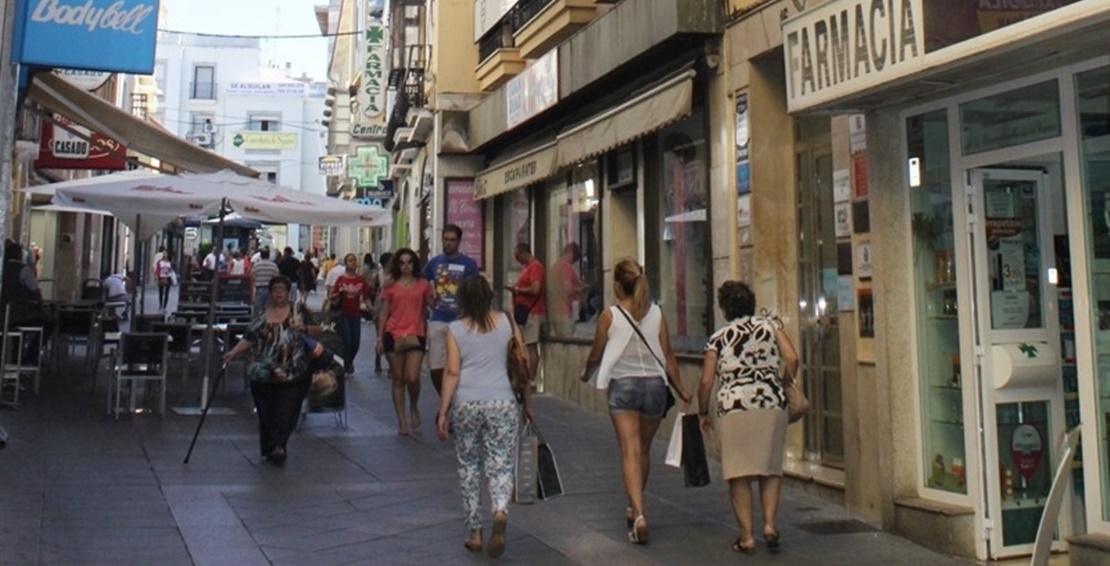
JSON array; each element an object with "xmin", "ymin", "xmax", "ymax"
[{"xmin": 14, "ymin": 0, "xmax": 159, "ymax": 75}]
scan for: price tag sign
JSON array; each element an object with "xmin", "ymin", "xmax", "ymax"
[{"xmin": 999, "ymin": 239, "xmax": 1026, "ymax": 291}]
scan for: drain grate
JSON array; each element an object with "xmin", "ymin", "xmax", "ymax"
[{"xmin": 794, "ymin": 519, "xmax": 878, "ymax": 535}]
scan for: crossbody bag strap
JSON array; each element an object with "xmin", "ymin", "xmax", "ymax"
[{"xmin": 615, "ymin": 306, "xmax": 667, "ymax": 377}]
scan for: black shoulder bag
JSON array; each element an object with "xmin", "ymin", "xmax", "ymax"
[{"xmin": 513, "ymin": 291, "xmax": 542, "ymax": 326}]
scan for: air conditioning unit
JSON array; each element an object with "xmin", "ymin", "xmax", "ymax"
[{"xmin": 192, "ymin": 132, "xmax": 213, "ymax": 147}]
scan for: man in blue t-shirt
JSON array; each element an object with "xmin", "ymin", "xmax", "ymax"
[{"xmin": 423, "ymin": 223, "xmax": 479, "ymax": 395}]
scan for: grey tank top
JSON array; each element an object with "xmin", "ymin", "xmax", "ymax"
[{"xmin": 448, "ymin": 312, "xmax": 516, "ymax": 403}]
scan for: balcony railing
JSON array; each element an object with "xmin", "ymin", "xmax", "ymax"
[
  {"xmin": 509, "ymin": 0, "xmax": 557, "ymax": 34},
  {"xmin": 478, "ymin": 26, "xmax": 512, "ymax": 64},
  {"xmin": 189, "ymin": 81, "xmax": 217, "ymax": 100}
]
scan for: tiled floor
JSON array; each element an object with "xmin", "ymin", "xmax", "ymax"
[{"xmin": 0, "ymin": 288, "xmax": 972, "ymax": 565}]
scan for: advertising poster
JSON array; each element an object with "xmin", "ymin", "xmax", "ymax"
[
  {"xmin": 445, "ymin": 179, "xmax": 485, "ymax": 269},
  {"xmin": 835, "ymin": 203, "xmax": 852, "ymax": 237}
]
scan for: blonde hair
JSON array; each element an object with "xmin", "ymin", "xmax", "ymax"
[{"xmin": 613, "ymin": 258, "xmax": 650, "ymax": 320}]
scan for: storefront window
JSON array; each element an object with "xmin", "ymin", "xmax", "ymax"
[
  {"xmin": 499, "ymin": 188, "xmax": 532, "ymax": 310},
  {"xmin": 655, "ymin": 115, "xmax": 710, "ymax": 352},
  {"xmin": 1075, "ymin": 65, "xmax": 1110, "ymax": 519},
  {"xmin": 908, "ymin": 108, "xmax": 967, "ymax": 495},
  {"xmin": 546, "ymin": 165, "xmax": 602, "ymax": 339},
  {"xmin": 960, "ymin": 80, "xmax": 1061, "ymax": 156}
]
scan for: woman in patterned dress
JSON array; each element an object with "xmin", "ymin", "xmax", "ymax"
[
  {"xmin": 435, "ymin": 275, "xmax": 534, "ymax": 558},
  {"xmin": 697, "ymin": 281, "xmax": 800, "ymax": 554},
  {"xmin": 223, "ymin": 276, "xmax": 317, "ymax": 465}
]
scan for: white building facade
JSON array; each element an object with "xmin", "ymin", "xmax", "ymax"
[{"xmin": 153, "ymin": 31, "xmax": 328, "ymax": 253}]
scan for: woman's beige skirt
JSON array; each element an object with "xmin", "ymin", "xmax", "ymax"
[{"xmin": 719, "ymin": 408, "xmax": 788, "ymax": 479}]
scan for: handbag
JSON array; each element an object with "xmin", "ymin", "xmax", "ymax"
[
  {"xmin": 506, "ymin": 315, "xmax": 531, "ymax": 402},
  {"xmin": 394, "ymin": 334, "xmax": 421, "ymax": 353},
  {"xmin": 514, "ymin": 422, "xmax": 539, "ymax": 504},
  {"xmin": 614, "ymin": 306, "xmax": 680, "ymax": 413},
  {"xmin": 534, "ymin": 424, "xmax": 564, "ymax": 499},
  {"xmin": 680, "ymin": 413, "xmax": 711, "ymax": 487},
  {"xmin": 785, "ymin": 378, "xmax": 810, "ymax": 423}
]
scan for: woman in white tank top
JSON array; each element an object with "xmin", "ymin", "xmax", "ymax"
[{"xmin": 579, "ymin": 259, "xmax": 691, "ymax": 545}]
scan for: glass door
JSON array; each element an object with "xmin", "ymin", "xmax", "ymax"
[
  {"xmin": 966, "ymin": 168, "xmax": 1068, "ymax": 558},
  {"xmin": 797, "ymin": 145, "xmax": 844, "ymax": 467}
]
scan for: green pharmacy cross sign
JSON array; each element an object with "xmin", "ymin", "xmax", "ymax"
[
  {"xmin": 1017, "ymin": 343, "xmax": 1039, "ymax": 358},
  {"xmin": 348, "ymin": 146, "xmax": 388, "ymax": 188}
]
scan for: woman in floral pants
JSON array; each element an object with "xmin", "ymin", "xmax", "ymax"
[{"xmin": 436, "ymin": 275, "xmax": 534, "ymax": 559}]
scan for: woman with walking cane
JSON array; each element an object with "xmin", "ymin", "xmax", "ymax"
[{"xmin": 222, "ymin": 276, "xmax": 320, "ymax": 465}]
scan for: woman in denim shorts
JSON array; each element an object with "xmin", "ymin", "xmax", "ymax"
[{"xmin": 580, "ymin": 259, "xmax": 691, "ymax": 545}]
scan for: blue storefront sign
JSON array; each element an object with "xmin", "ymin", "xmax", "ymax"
[{"xmin": 12, "ymin": 0, "xmax": 160, "ymax": 75}]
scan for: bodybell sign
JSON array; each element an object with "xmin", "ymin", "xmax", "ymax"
[{"xmin": 13, "ymin": 0, "xmax": 160, "ymax": 74}]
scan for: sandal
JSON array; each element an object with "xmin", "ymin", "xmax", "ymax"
[
  {"xmin": 625, "ymin": 506, "xmax": 635, "ymax": 528},
  {"xmin": 463, "ymin": 529, "xmax": 483, "ymax": 552},
  {"xmin": 627, "ymin": 515, "xmax": 648, "ymax": 545},
  {"xmin": 764, "ymin": 529, "xmax": 781, "ymax": 548},
  {"xmin": 731, "ymin": 537, "xmax": 756, "ymax": 554},
  {"xmin": 488, "ymin": 511, "xmax": 508, "ymax": 559}
]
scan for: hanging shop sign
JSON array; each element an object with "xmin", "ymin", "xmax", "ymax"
[
  {"xmin": 231, "ymin": 132, "xmax": 297, "ymax": 150},
  {"xmin": 347, "ymin": 145, "xmax": 388, "ymax": 188},
  {"xmin": 506, "ymin": 50, "xmax": 558, "ymax": 129},
  {"xmin": 35, "ymin": 114, "xmax": 126, "ymax": 170},
  {"xmin": 318, "ymin": 154, "xmax": 347, "ymax": 176},
  {"xmin": 353, "ymin": 3, "xmax": 387, "ymax": 139},
  {"xmin": 52, "ymin": 68, "xmax": 111, "ymax": 91},
  {"xmin": 782, "ymin": 0, "xmax": 924, "ymax": 112},
  {"xmin": 14, "ymin": 0, "xmax": 159, "ymax": 74}
]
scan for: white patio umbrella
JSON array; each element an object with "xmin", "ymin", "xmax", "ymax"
[{"xmin": 47, "ymin": 169, "xmax": 392, "ymax": 413}]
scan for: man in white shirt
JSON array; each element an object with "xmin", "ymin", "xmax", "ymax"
[
  {"xmin": 201, "ymin": 249, "xmax": 220, "ymax": 280},
  {"xmin": 323, "ymin": 257, "xmax": 347, "ymax": 300},
  {"xmin": 103, "ymin": 270, "xmax": 130, "ymax": 319}
]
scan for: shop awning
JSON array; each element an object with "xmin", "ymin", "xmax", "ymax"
[
  {"xmin": 26, "ymin": 73, "xmax": 259, "ymax": 178},
  {"xmin": 556, "ymin": 70, "xmax": 695, "ymax": 168},
  {"xmin": 474, "ymin": 142, "xmax": 558, "ymax": 200}
]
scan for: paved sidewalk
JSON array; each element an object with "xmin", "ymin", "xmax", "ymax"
[{"xmin": 0, "ymin": 288, "xmax": 972, "ymax": 565}]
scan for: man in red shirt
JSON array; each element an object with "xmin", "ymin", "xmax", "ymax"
[{"xmin": 508, "ymin": 242, "xmax": 545, "ymax": 381}]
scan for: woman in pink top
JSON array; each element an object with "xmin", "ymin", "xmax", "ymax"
[{"xmin": 376, "ymin": 248, "xmax": 434, "ymax": 435}]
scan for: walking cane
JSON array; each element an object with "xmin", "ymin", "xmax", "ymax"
[{"xmin": 183, "ymin": 363, "xmax": 228, "ymax": 464}]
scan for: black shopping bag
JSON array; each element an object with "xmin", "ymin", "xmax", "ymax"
[
  {"xmin": 680, "ymin": 414, "xmax": 711, "ymax": 487},
  {"xmin": 535, "ymin": 425, "xmax": 564, "ymax": 500},
  {"xmin": 514, "ymin": 422, "xmax": 538, "ymax": 504}
]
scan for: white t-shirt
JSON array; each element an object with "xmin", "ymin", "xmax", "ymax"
[
  {"xmin": 155, "ymin": 259, "xmax": 174, "ymax": 279},
  {"xmin": 324, "ymin": 264, "xmax": 347, "ymax": 289},
  {"xmin": 229, "ymin": 258, "xmax": 247, "ymax": 275},
  {"xmin": 104, "ymin": 274, "xmax": 127, "ymax": 297}
]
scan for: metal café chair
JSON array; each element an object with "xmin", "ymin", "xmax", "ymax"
[
  {"xmin": 151, "ymin": 321, "xmax": 194, "ymax": 392},
  {"xmin": 1, "ymin": 303, "xmax": 48, "ymax": 404},
  {"xmin": 108, "ymin": 332, "xmax": 170, "ymax": 419},
  {"xmin": 90, "ymin": 315, "xmax": 121, "ymax": 394},
  {"xmin": 53, "ymin": 303, "xmax": 98, "ymax": 369}
]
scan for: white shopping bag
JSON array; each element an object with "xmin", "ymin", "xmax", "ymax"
[{"xmin": 664, "ymin": 415, "xmax": 683, "ymax": 468}]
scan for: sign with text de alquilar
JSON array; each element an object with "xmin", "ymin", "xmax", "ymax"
[
  {"xmin": 353, "ymin": 3, "xmax": 387, "ymax": 139},
  {"xmin": 14, "ymin": 0, "xmax": 160, "ymax": 74}
]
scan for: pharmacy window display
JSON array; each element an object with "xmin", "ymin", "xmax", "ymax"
[{"xmin": 908, "ymin": 108, "xmax": 967, "ymax": 495}]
